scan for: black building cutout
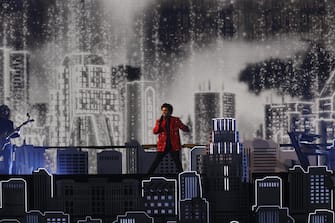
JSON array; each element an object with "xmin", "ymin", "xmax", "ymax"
[
  {"xmin": 0, "ymin": 176, "xmax": 69, "ymax": 223},
  {"xmin": 77, "ymin": 216, "xmax": 102, "ymax": 223},
  {"xmin": 112, "ymin": 211, "xmax": 153, "ymax": 223},
  {"xmin": 97, "ymin": 150, "xmax": 122, "ymax": 174},
  {"xmin": 308, "ymin": 210, "xmax": 335, "ymax": 223},
  {"xmin": 255, "ymin": 206, "xmax": 294, "ymax": 223},
  {"xmin": 0, "ymin": 178, "xmax": 27, "ymax": 218},
  {"xmin": 189, "ymin": 146, "xmax": 206, "ymax": 174},
  {"xmin": 56, "ymin": 149, "xmax": 88, "ymax": 174},
  {"xmin": 25, "ymin": 211, "xmax": 70, "ymax": 223},
  {"xmin": 201, "ymin": 118, "xmax": 249, "ymax": 223},
  {"xmin": 288, "ymin": 165, "xmax": 334, "ymax": 222},
  {"xmin": 252, "ymin": 176, "xmax": 294, "ymax": 223},
  {"xmin": 142, "ymin": 177, "xmax": 177, "ymax": 223},
  {"xmin": 32, "ymin": 168, "xmax": 53, "ymax": 212},
  {"xmin": 54, "ymin": 176, "xmax": 141, "ymax": 222},
  {"xmin": 178, "ymin": 171, "xmax": 209, "ymax": 223}
]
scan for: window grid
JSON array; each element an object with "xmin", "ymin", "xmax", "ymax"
[{"xmin": 310, "ymin": 175, "xmax": 329, "ymax": 205}]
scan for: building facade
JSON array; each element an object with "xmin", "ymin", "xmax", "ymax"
[
  {"xmin": 194, "ymin": 92, "xmax": 221, "ymax": 145},
  {"xmin": 289, "ymin": 166, "xmax": 333, "ymax": 222},
  {"xmin": 125, "ymin": 80, "xmax": 158, "ymax": 145},
  {"xmin": 265, "ymin": 101, "xmax": 315, "ymax": 144},
  {"xmin": 194, "ymin": 91, "xmax": 236, "ymax": 145},
  {"xmin": 190, "ymin": 146, "xmax": 207, "ymax": 173},
  {"xmin": 222, "ymin": 92, "xmax": 235, "ymax": 118},
  {"xmin": 112, "ymin": 211, "xmax": 154, "ymax": 223},
  {"xmin": 308, "ymin": 210, "xmax": 335, "ymax": 223},
  {"xmin": 32, "ymin": 169, "xmax": 53, "ymax": 212},
  {"xmin": 0, "ymin": 48, "xmax": 30, "ymax": 124},
  {"xmin": 55, "ymin": 177, "xmax": 140, "ymax": 222},
  {"xmin": 178, "ymin": 171, "xmax": 209, "ymax": 223},
  {"xmin": 201, "ymin": 118, "xmax": 249, "ymax": 223},
  {"xmin": 49, "ymin": 53, "xmax": 122, "ymax": 147},
  {"xmin": 142, "ymin": 177, "xmax": 177, "ymax": 222},
  {"xmin": 97, "ymin": 150, "xmax": 122, "ymax": 174},
  {"xmin": 56, "ymin": 149, "xmax": 88, "ymax": 174},
  {"xmin": 255, "ymin": 206, "xmax": 294, "ymax": 223},
  {"xmin": 0, "ymin": 178, "xmax": 27, "ymax": 217},
  {"xmin": 252, "ymin": 176, "xmax": 294, "ymax": 223},
  {"xmin": 244, "ymin": 139, "xmax": 279, "ymax": 178},
  {"xmin": 77, "ymin": 216, "xmax": 102, "ymax": 223},
  {"xmin": 316, "ymin": 70, "xmax": 335, "ymax": 145},
  {"xmin": 253, "ymin": 177, "xmax": 282, "ymax": 209}
]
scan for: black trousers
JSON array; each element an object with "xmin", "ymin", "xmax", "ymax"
[{"xmin": 147, "ymin": 150, "xmax": 183, "ymax": 174}]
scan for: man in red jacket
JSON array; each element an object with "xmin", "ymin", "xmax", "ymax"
[{"xmin": 148, "ymin": 103, "xmax": 190, "ymax": 174}]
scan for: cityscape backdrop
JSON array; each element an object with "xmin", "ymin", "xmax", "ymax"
[{"xmin": 1, "ymin": 0, "xmax": 335, "ymax": 222}]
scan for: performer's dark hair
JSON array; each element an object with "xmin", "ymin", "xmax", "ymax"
[
  {"xmin": 0, "ymin": 104, "xmax": 10, "ymax": 119},
  {"xmin": 161, "ymin": 103, "xmax": 173, "ymax": 115}
]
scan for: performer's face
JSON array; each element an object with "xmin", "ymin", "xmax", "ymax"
[{"xmin": 161, "ymin": 107, "xmax": 170, "ymax": 117}]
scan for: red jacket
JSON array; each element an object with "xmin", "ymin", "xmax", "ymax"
[{"xmin": 153, "ymin": 116, "xmax": 189, "ymax": 152}]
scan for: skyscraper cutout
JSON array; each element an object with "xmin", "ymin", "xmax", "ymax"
[
  {"xmin": 252, "ymin": 176, "xmax": 294, "ymax": 223},
  {"xmin": 178, "ymin": 171, "xmax": 209, "ymax": 223},
  {"xmin": 142, "ymin": 177, "xmax": 177, "ymax": 222},
  {"xmin": 201, "ymin": 117, "xmax": 249, "ymax": 223}
]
